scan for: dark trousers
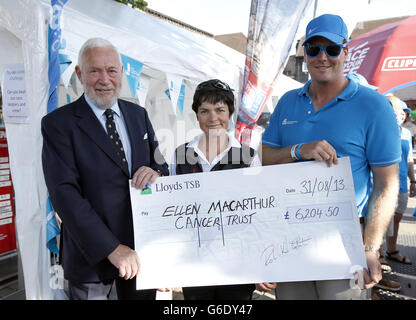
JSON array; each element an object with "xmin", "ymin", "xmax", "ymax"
[
  {"xmin": 182, "ymin": 284, "xmax": 255, "ymax": 300},
  {"xmin": 68, "ymin": 278, "xmax": 156, "ymax": 300}
]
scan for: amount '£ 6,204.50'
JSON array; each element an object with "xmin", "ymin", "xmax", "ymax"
[{"xmin": 285, "ymin": 201, "xmax": 352, "ymax": 224}]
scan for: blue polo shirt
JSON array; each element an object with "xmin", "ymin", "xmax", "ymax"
[
  {"xmin": 399, "ymin": 127, "xmax": 412, "ymax": 193},
  {"xmin": 262, "ymin": 79, "xmax": 401, "ymax": 217}
]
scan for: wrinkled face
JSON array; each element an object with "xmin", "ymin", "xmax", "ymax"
[
  {"xmin": 76, "ymin": 46, "xmax": 122, "ymax": 109},
  {"xmin": 197, "ymin": 101, "xmax": 230, "ymax": 138},
  {"xmin": 304, "ymin": 36, "xmax": 348, "ymax": 85}
]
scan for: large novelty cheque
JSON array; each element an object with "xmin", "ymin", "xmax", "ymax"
[{"xmin": 130, "ymin": 157, "xmax": 366, "ymax": 289}]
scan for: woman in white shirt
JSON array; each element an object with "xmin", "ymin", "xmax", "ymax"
[
  {"xmin": 170, "ymin": 79, "xmax": 259, "ymax": 300},
  {"xmin": 171, "ymin": 79, "xmax": 260, "ymax": 176}
]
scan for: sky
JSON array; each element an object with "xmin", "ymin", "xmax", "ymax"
[{"xmin": 147, "ymin": 0, "xmax": 416, "ymax": 37}]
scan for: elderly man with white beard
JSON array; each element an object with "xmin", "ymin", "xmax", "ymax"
[{"xmin": 41, "ymin": 38, "xmax": 169, "ymax": 300}]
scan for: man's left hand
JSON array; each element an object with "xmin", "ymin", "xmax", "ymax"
[
  {"xmin": 131, "ymin": 166, "xmax": 161, "ymax": 189},
  {"xmin": 256, "ymin": 282, "xmax": 277, "ymax": 292},
  {"xmin": 363, "ymin": 251, "xmax": 382, "ymax": 289}
]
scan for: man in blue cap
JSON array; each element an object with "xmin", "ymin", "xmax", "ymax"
[
  {"xmin": 401, "ymin": 100, "xmax": 416, "ymax": 148},
  {"xmin": 382, "ymin": 95, "xmax": 414, "ymax": 268},
  {"xmin": 261, "ymin": 14, "xmax": 401, "ymax": 299}
]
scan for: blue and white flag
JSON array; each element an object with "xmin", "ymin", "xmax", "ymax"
[
  {"xmin": 48, "ymin": 0, "xmax": 68, "ymax": 113},
  {"xmin": 46, "ymin": 0, "xmax": 69, "ymax": 254},
  {"xmin": 164, "ymin": 83, "xmax": 186, "ymax": 116},
  {"xmin": 177, "ymin": 83, "xmax": 186, "ymax": 116},
  {"xmin": 137, "ymin": 74, "xmax": 150, "ymax": 105},
  {"xmin": 46, "ymin": 198, "xmax": 60, "ymax": 254},
  {"xmin": 57, "ymin": 38, "xmax": 72, "ymax": 88},
  {"xmin": 166, "ymin": 73, "xmax": 184, "ymax": 116},
  {"xmin": 120, "ymin": 53, "xmax": 143, "ymax": 99}
]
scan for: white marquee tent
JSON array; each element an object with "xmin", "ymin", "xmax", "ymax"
[{"xmin": 0, "ymin": 0, "xmax": 301, "ymax": 299}]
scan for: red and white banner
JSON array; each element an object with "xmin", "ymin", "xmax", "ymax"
[
  {"xmin": 235, "ymin": 0, "xmax": 311, "ymax": 146},
  {"xmin": 0, "ymin": 128, "xmax": 16, "ymax": 255},
  {"xmin": 344, "ymin": 15, "xmax": 416, "ymax": 94}
]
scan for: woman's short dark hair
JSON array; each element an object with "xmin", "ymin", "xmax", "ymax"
[{"xmin": 192, "ymin": 79, "xmax": 235, "ymax": 115}]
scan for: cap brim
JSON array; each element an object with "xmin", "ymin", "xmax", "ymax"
[{"xmin": 303, "ymin": 32, "xmax": 346, "ymax": 45}]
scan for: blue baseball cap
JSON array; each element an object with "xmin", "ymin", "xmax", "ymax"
[
  {"xmin": 303, "ymin": 14, "xmax": 348, "ymax": 45},
  {"xmin": 399, "ymin": 99, "xmax": 411, "ymax": 113},
  {"xmin": 385, "ymin": 93, "xmax": 412, "ymax": 113}
]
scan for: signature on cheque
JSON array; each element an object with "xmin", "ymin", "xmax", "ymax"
[{"xmin": 261, "ymin": 236, "xmax": 312, "ymax": 267}]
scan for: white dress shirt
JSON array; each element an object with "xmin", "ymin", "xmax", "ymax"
[{"xmin": 170, "ymin": 132, "xmax": 261, "ymax": 175}]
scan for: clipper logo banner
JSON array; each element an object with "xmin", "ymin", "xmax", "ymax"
[{"xmin": 381, "ymin": 56, "xmax": 416, "ymax": 71}]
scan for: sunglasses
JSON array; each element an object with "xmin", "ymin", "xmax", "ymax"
[
  {"xmin": 303, "ymin": 43, "xmax": 347, "ymax": 58},
  {"xmin": 196, "ymin": 79, "xmax": 232, "ymax": 93}
]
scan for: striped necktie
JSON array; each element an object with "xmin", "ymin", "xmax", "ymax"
[{"xmin": 104, "ymin": 109, "xmax": 127, "ymax": 166}]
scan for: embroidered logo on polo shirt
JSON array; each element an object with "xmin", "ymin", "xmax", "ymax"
[{"xmin": 282, "ymin": 118, "xmax": 298, "ymax": 125}]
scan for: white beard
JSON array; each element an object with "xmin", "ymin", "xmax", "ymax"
[{"xmin": 84, "ymin": 83, "xmax": 121, "ymax": 109}]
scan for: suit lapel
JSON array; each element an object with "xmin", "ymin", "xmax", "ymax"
[
  {"xmin": 119, "ymin": 99, "xmax": 142, "ymax": 174},
  {"xmin": 75, "ymin": 95, "xmax": 130, "ymax": 177}
]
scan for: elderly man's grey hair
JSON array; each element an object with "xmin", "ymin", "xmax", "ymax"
[{"xmin": 77, "ymin": 37, "xmax": 122, "ymax": 70}]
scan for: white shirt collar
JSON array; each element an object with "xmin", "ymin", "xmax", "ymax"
[
  {"xmin": 187, "ymin": 131, "xmax": 241, "ymax": 149},
  {"xmin": 186, "ymin": 131, "xmax": 241, "ymax": 166}
]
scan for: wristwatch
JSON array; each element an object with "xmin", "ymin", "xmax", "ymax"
[
  {"xmin": 155, "ymin": 169, "xmax": 163, "ymax": 177},
  {"xmin": 364, "ymin": 245, "xmax": 379, "ymax": 257}
]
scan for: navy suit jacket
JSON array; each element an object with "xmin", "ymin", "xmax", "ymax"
[{"xmin": 41, "ymin": 95, "xmax": 169, "ymax": 282}]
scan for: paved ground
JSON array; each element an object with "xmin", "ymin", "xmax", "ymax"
[{"xmin": 374, "ymin": 196, "xmax": 416, "ymax": 300}]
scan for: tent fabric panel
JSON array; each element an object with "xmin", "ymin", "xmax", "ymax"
[{"xmin": 0, "ymin": 0, "xmax": 53, "ymax": 299}]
